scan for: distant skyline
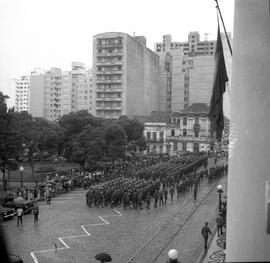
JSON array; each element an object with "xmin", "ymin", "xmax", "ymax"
[{"xmin": 0, "ymin": 0, "xmax": 234, "ymax": 116}]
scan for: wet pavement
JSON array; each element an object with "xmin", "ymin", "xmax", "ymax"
[{"xmin": 2, "ymin": 158, "xmax": 227, "ymax": 263}]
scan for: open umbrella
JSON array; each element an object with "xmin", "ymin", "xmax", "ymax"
[{"xmin": 95, "ymin": 252, "xmax": 112, "ymax": 262}]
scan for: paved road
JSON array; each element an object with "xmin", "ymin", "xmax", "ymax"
[{"xmin": 2, "ymin": 158, "xmax": 227, "ymax": 263}]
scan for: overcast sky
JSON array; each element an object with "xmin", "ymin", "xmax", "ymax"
[{"xmin": 0, "ymin": 0, "xmax": 234, "ymax": 114}]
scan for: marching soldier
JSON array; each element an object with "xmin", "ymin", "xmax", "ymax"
[
  {"xmin": 154, "ymin": 190, "xmax": 158, "ymax": 208},
  {"xmin": 164, "ymin": 186, "xmax": 168, "ymax": 204}
]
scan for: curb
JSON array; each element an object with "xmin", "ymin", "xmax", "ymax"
[{"xmin": 196, "ymin": 226, "xmax": 217, "ymax": 263}]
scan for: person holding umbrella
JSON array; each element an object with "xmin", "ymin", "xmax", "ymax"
[{"xmin": 95, "ymin": 252, "xmax": 112, "ymax": 263}]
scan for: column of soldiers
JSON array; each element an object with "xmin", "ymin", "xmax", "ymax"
[
  {"xmin": 85, "ymin": 166, "xmax": 213, "ymax": 209},
  {"xmin": 207, "ymin": 165, "xmax": 227, "ymax": 184}
]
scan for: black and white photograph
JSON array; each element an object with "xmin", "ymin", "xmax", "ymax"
[{"xmin": 0, "ymin": 0, "xmax": 269, "ymax": 262}]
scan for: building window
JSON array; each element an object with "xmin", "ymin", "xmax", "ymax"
[
  {"xmin": 171, "ymin": 129, "xmax": 175, "ymax": 137},
  {"xmin": 183, "ymin": 117, "xmax": 187, "ymax": 125},
  {"xmin": 146, "ymin": 132, "xmax": 151, "ymax": 140},
  {"xmin": 183, "ymin": 129, "xmax": 187, "ymax": 136},
  {"xmin": 153, "ymin": 132, "xmax": 157, "ymax": 141},
  {"xmin": 182, "ymin": 142, "xmax": 187, "ymax": 151},
  {"xmin": 152, "ymin": 145, "xmax": 157, "ymax": 154},
  {"xmin": 194, "ymin": 129, "xmax": 199, "ymax": 137},
  {"xmin": 173, "ymin": 142, "xmax": 177, "ymax": 152},
  {"xmin": 159, "ymin": 145, "xmax": 163, "ymax": 154},
  {"xmin": 160, "ymin": 132, "xmax": 164, "ymax": 141}
]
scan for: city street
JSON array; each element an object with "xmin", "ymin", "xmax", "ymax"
[{"xmin": 2, "ymin": 159, "xmax": 227, "ymax": 263}]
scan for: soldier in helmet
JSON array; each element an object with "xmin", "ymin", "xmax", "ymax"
[
  {"xmin": 137, "ymin": 191, "xmax": 143, "ymax": 209},
  {"xmin": 153, "ymin": 190, "xmax": 158, "ymax": 208},
  {"xmin": 146, "ymin": 193, "xmax": 151, "ymax": 209}
]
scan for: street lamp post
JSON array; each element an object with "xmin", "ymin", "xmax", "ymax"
[
  {"xmin": 217, "ymin": 184, "xmax": 223, "ymax": 212},
  {"xmin": 19, "ymin": 166, "xmax": 24, "ymax": 189}
]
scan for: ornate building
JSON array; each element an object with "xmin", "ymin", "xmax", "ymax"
[{"xmin": 144, "ymin": 103, "xmax": 215, "ymax": 156}]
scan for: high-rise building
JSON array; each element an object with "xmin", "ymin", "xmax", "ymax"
[
  {"xmin": 92, "ymin": 32, "xmax": 161, "ymax": 119},
  {"xmin": 71, "ymin": 62, "xmax": 93, "ymax": 113},
  {"xmin": 155, "ymin": 32, "xmax": 216, "ymax": 56},
  {"xmin": 15, "ymin": 76, "xmax": 30, "ymax": 112},
  {"xmin": 28, "ymin": 63, "xmax": 92, "ymax": 121},
  {"xmin": 155, "ymin": 32, "xmax": 232, "ymax": 112}
]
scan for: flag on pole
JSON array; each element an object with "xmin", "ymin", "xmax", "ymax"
[{"xmin": 209, "ymin": 24, "xmax": 229, "ymax": 142}]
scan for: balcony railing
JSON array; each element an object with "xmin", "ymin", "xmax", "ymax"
[
  {"xmin": 96, "ymin": 88, "xmax": 122, "ymax": 92},
  {"xmin": 145, "ymin": 138, "xmax": 165, "ymax": 143},
  {"xmin": 96, "ymin": 97, "xmax": 122, "ymax": 101},
  {"xmin": 97, "ymin": 52, "xmax": 123, "ymax": 57},
  {"xmin": 96, "ymin": 106, "xmax": 122, "ymax": 110},
  {"xmin": 166, "ymin": 135, "xmax": 214, "ymax": 143},
  {"xmin": 97, "ymin": 43, "xmax": 123, "ymax": 48},
  {"xmin": 96, "ymin": 71, "xmax": 122, "ymax": 75},
  {"xmin": 96, "ymin": 61, "xmax": 123, "ymax": 66},
  {"xmin": 96, "ymin": 79, "xmax": 122, "ymax": 84}
]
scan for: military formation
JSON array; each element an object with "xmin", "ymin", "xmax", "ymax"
[{"xmin": 85, "ymin": 153, "xmax": 228, "ymax": 210}]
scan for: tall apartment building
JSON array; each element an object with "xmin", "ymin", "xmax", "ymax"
[
  {"xmin": 92, "ymin": 32, "xmax": 161, "ymax": 119},
  {"xmin": 71, "ymin": 62, "xmax": 93, "ymax": 113},
  {"xmin": 29, "ymin": 68, "xmax": 45, "ymax": 117},
  {"xmin": 28, "ymin": 63, "xmax": 92, "ymax": 121},
  {"xmin": 155, "ymin": 32, "xmax": 216, "ymax": 56},
  {"xmin": 15, "ymin": 76, "xmax": 30, "ymax": 112},
  {"xmin": 155, "ymin": 32, "xmax": 232, "ymax": 112}
]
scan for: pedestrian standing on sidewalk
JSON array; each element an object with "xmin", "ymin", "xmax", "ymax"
[
  {"xmin": 166, "ymin": 249, "xmax": 180, "ymax": 263},
  {"xmin": 216, "ymin": 213, "xmax": 223, "ymax": 236},
  {"xmin": 201, "ymin": 222, "xmax": 212, "ymax": 249},
  {"xmin": 16, "ymin": 207, "xmax": 23, "ymax": 227},
  {"xmin": 33, "ymin": 202, "xmax": 39, "ymax": 223}
]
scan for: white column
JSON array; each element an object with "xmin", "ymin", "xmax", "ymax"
[{"xmin": 226, "ymin": 0, "xmax": 270, "ymax": 261}]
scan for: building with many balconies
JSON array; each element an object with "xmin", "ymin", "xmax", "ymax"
[
  {"xmin": 15, "ymin": 76, "xmax": 30, "ymax": 112},
  {"xmin": 28, "ymin": 63, "xmax": 93, "ymax": 121},
  {"xmin": 154, "ymin": 32, "xmax": 232, "ymax": 112},
  {"xmin": 92, "ymin": 32, "xmax": 161, "ymax": 119},
  {"xmin": 144, "ymin": 103, "xmax": 215, "ymax": 156}
]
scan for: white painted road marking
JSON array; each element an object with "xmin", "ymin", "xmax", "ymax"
[{"xmin": 30, "ymin": 209, "xmax": 123, "ymax": 263}]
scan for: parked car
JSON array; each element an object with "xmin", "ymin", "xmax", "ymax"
[
  {"xmin": 0, "ymin": 205, "xmax": 16, "ymax": 221},
  {"xmin": 3, "ymin": 198, "xmax": 34, "ymax": 214},
  {"xmin": 9, "ymin": 253, "xmax": 24, "ymax": 263}
]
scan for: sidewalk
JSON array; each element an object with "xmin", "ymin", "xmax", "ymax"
[{"xmin": 200, "ymin": 231, "xmax": 226, "ymax": 263}]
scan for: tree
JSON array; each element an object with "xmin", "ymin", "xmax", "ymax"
[
  {"xmin": 0, "ymin": 93, "xmax": 21, "ymax": 190},
  {"xmin": 69, "ymin": 125, "xmax": 106, "ymax": 169},
  {"xmin": 117, "ymin": 117, "xmax": 146, "ymax": 152},
  {"xmin": 59, "ymin": 110, "xmax": 102, "ymax": 139},
  {"xmin": 105, "ymin": 123, "xmax": 127, "ymax": 161}
]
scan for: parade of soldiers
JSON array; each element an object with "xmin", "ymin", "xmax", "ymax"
[{"xmin": 85, "ymin": 153, "xmax": 227, "ymax": 210}]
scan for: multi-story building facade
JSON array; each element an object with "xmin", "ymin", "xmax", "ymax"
[
  {"xmin": 28, "ymin": 63, "xmax": 92, "ymax": 121},
  {"xmin": 43, "ymin": 68, "xmax": 66, "ymax": 121},
  {"xmin": 155, "ymin": 32, "xmax": 232, "ymax": 112},
  {"xmin": 15, "ymin": 76, "xmax": 30, "ymax": 112},
  {"xmin": 71, "ymin": 62, "xmax": 93, "ymax": 113},
  {"xmin": 144, "ymin": 103, "xmax": 215, "ymax": 156},
  {"xmin": 29, "ymin": 68, "xmax": 45, "ymax": 118},
  {"xmin": 92, "ymin": 32, "xmax": 161, "ymax": 119}
]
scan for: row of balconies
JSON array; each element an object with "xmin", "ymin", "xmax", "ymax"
[
  {"xmin": 96, "ymin": 88, "xmax": 122, "ymax": 93},
  {"xmin": 96, "ymin": 97, "xmax": 122, "ymax": 101},
  {"xmin": 145, "ymin": 136, "xmax": 213, "ymax": 143},
  {"xmin": 96, "ymin": 70, "xmax": 122, "ymax": 75},
  {"xmin": 96, "ymin": 106, "xmax": 122, "ymax": 110},
  {"xmin": 97, "ymin": 52, "xmax": 123, "ymax": 57},
  {"xmin": 96, "ymin": 61, "xmax": 122, "ymax": 66},
  {"xmin": 96, "ymin": 79, "xmax": 122, "ymax": 84},
  {"xmin": 97, "ymin": 43, "xmax": 123, "ymax": 48}
]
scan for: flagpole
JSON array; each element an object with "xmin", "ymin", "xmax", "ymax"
[{"xmin": 214, "ymin": 0, "xmax": 233, "ymax": 56}]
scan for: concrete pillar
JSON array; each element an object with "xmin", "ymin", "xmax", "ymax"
[{"xmin": 226, "ymin": 0, "xmax": 270, "ymax": 261}]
